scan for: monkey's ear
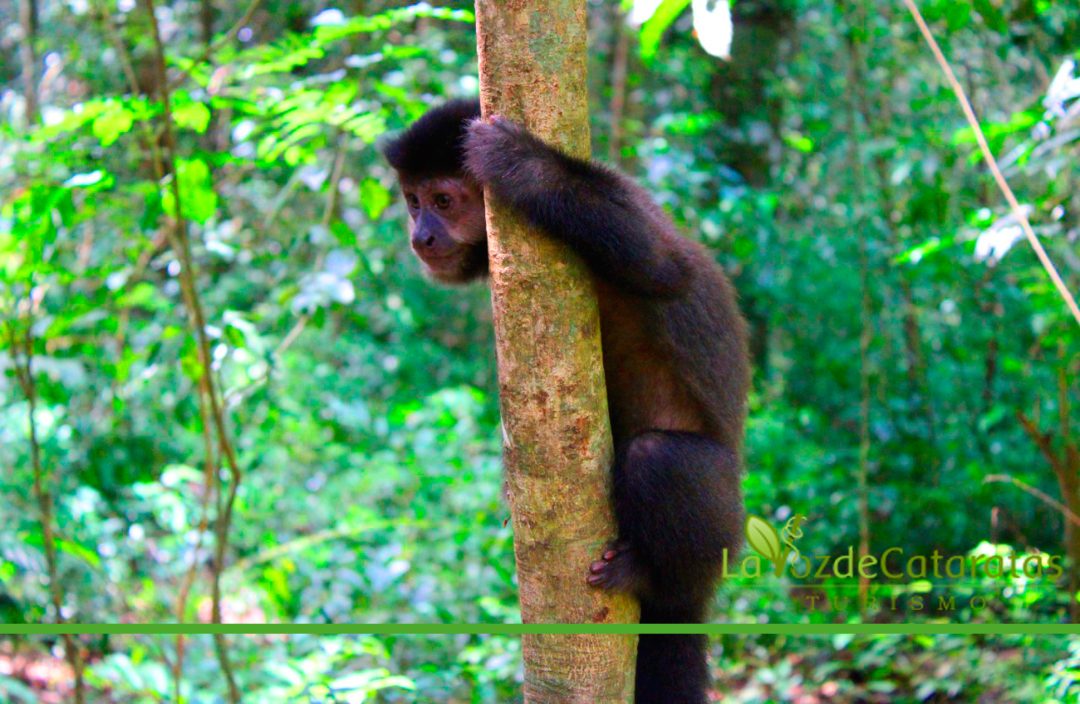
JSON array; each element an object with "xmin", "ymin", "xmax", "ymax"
[{"xmin": 381, "ymin": 98, "xmax": 481, "ymax": 179}]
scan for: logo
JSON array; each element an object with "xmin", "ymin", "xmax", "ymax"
[
  {"xmin": 745, "ymin": 513, "xmax": 808, "ymax": 576},
  {"xmin": 726, "ymin": 512, "xmax": 1065, "ymax": 614}
]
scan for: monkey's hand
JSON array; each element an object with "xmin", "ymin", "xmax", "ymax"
[{"xmin": 463, "ymin": 117, "xmax": 561, "ymax": 190}]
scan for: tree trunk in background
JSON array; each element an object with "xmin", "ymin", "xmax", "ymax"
[
  {"xmin": 607, "ymin": 5, "xmax": 630, "ymax": 166},
  {"xmin": 19, "ymin": 0, "xmax": 39, "ymax": 125},
  {"xmin": 1016, "ymin": 358, "xmax": 1080, "ymax": 621},
  {"xmin": 839, "ymin": 0, "xmax": 875, "ymax": 615},
  {"xmin": 473, "ymin": 2, "xmax": 639, "ymax": 702},
  {"xmin": 707, "ymin": 0, "xmax": 793, "ymax": 376}
]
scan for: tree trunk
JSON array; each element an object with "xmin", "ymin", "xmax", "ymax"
[
  {"xmin": 473, "ymin": 2, "xmax": 639, "ymax": 702},
  {"xmin": 19, "ymin": 0, "xmax": 39, "ymax": 125}
]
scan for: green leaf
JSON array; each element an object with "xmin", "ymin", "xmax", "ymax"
[
  {"xmin": 783, "ymin": 133, "xmax": 815, "ymax": 153},
  {"xmin": 660, "ymin": 111, "xmax": 722, "ymax": 136},
  {"xmin": 173, "ymin": 101, "xmax": 211, "ymax": 134},
  {"xmin": 331, "ymin": 221, "xmax": 357, "ymax": 247},
  {"xmin": 973, "ymin": 0, "xmax": 1007, "ymax": 31},
  {"xmin": 56, "ymin": 538, "xmax": 101, "ymax": 568},
  {"xmin": 360, "ymin": 178, "xmax": 392, "ymax": 220},
  {"xmin": 944, "ymin": 1, "xmax": 972, "ymax": 31},
  {"xmin": 223, "ymin": 310, "xmax": 266, "ymax": 355},
  {"xmin": 639, "ymin": 0, "xmax": 691, "ymax": 63},
  {"xmin": 951, "ymin": 110, "xmax": 1039, "ymax": 145},
  {"xmin": 180, "ymin": 336, "xmax": 205, "ymax": 382},
  {"xmin": 118, "ymin": 282, "xmax": 167, "ymax": 311},
  {"xmin": 745, "ymin": 515, "xmax": 783, "ymax": 563},
  {"xmin": 35, "ymin": 99, "xmax": 110, "ymax": 140},
  {"xmin": 978, "ymin": 404, "xmax": 1008, "ymax": 432},
  {"xmin": 92, "ymin": 104, "xmax": 134, "ymax": 146},
  {"xmin": 161, "ymin": 158, "xmax": 218, "ymax": 224},
  {"xmin": 893, "ymin": 236, "xmax": 945, "ymax": 265},
  {"xmin": 329, "ymin": 668, "xmax": 415, "ymax": 696}
]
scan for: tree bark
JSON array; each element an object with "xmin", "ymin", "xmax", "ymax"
[
  {"xmin": 18, "ymin": 0, "xmax": 39, "ymax": 125},
  {"xmin": 473, "ymin": 2, "xmax": 639, "ymax": 702}
]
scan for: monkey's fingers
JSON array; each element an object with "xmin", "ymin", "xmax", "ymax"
[{"xmin": 585, "ymin": 541, "xmax": 641, "ymax": 592}]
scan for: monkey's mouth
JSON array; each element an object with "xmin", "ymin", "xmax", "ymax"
[
  {"xmin": 417, "ymin": 252, "xmax": 463, "ymax": 277},
  {"xmin": 414, "ymin": 243, "xmax": 487, "ymax": 284},
  {"xmin": 417, "ymin": 252, "xmax": 457, "ymax": 268}
]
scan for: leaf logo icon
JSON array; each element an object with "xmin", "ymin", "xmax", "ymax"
[{"xmin": 746, "ymin": 515, "xmax": 785, "ymax": 575}]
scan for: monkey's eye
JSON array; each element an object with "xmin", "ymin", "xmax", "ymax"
[
  {"xmin": 433, "ymin": 193, "xmax": 452, "ymax": 210},
  {"xmin": 405, "ymin": 193, "xmax": 419, "ymax": 209}
]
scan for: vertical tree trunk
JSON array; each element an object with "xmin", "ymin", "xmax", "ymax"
[
  {"xmin": 1015, "ymin": 358, "xmax": 1080, "ymax": 621},
  {"xmin": 473, "ymin": 2, "xmax": 639, "ymax": 702},
  {"xmin": 18, "ymin": 0, "xmax": 39, "ymax": 125},
  {"xmin": 607, "ymin": 5, "xmax": 630, "ymax": 166},
  {"xmin": 839, "ymin": 0, "xmax": 874, "ymax": 615},
  {"xmin": 1053, "ymin": 362, "xmax": 1080, "ymax": 622}
]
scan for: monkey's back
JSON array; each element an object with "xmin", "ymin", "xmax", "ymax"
[{"xmin": 597, "ymin": 249, "xmax": 749, "ymax": 453}]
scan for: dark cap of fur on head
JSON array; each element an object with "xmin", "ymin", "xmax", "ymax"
[{"xmin": 381, "ymin": 98, "xmax": 481, "ymax": 179}]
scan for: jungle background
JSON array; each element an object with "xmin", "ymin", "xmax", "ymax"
[{"xmin": 1, "ymin": 0, "xmax": 1079, "ymax": 701}]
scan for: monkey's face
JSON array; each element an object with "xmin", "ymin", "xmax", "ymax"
[{"xmin": 399, "ymin": 175, "xmax": 488, "ymax": 284}]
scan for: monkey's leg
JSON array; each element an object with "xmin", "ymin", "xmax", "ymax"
[
  {"xmin": 588, "ymin": 430, "xmax": 744, "ymax": 704},
  {"xmin": 464, "ymin": 118, "xmax": 691, "ymax": 296}
]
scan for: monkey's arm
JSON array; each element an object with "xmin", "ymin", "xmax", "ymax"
[{"xmin": 464, "ymin": 118, "xmax": 691, "ymax": 296}]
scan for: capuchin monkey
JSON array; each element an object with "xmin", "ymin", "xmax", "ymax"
[{"xmin": 383, "ymin": 99, "xmax": 749, "ymax": 704}]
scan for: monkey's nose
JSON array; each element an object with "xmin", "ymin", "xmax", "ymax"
[{"xmin": 411, "ymin": 234, "xmax": 436, "ymax": 249}]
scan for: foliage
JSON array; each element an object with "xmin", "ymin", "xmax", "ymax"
[{"xmin": 0, "ymin": 0, "xmax": 1078, "ymax": 700}]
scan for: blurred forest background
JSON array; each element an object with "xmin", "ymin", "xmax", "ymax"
[{"xmin": 1, "ymin": 0, "xmax": 1079, "ymax": 701}]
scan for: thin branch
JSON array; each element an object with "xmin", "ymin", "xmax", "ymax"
[
  {"xmin": 1016, "ymin": 410, "xmax": 1066, "ymax": 476},
  {"xmin": 984, "ymin": 474, "xmax": 1080, "ymax": 528},
  {"xmin": 5, "ymin": 315, "xmax": 86, "ymax": 704},
  {"xmin": 211, "ymin": 0, "xmax": 263, "ymax": 57},
  {"xmin": 168, "ymin": 0, "xmax": 264, "ymax": 91},
  {"xmin": 90, "ymin": 4, "xmax": 223, "ymax": 696},
  {"xmin": 142, "ymin": 0, "xmax": 242, "ymax": 700},
  {"xmin": 838, "ymin": 0, "xmax": 873, "ymax": 616},
  {"xmin": 902, "ymin": 0, "xmax": 1080, "ymax": 328},
  {"xmin": 1058, "ymin": 357, "xmax": 1070, "ymax": 445}
]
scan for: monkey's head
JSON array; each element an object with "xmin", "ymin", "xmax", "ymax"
[{"xmin": 382, "ymin": 99, "xmax": 488, "ymax": 284}]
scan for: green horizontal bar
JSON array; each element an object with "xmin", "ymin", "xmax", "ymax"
[{"xmin": 2, "ymin": 624, "xmax": 1077, "ymax": 636}]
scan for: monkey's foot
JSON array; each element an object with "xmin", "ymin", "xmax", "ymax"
[{"xmin": 587, "ymin": 541, "xmax": 646, "ymax": 593}]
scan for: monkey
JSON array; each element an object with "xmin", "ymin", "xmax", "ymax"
[{"xmin": 382, "ymin": 99, "xmax": 749, "ymax": 704}]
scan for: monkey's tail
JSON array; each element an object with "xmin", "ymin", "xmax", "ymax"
[{"xmin": 634, "ymin": 633, "xmax": 710, "ymax": 704}]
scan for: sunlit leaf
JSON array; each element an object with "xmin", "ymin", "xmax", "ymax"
[
  {"xmin": 161, "ymin": 158, "xmax": 218, "ymax": 224},
  {"xmin": 639, "ymin": 0, "xmax": 691, "ymax": 62},
  {"xmin": 893, "ymin": 236, "xmax": 945, "ymax": 265},
  {"xmin": 55, "ymin": 538, "xmax": 101, "ymax": 568},
  {"xmin": 783, "ymin": 133, "xmax": 814, "ymax": 153},
  {"xmin": 629, "ymin": 0, "xmax": 666, "ymax": 24},
  {"xmin": 92, "ymin": 104, "xmax": 134, "ymax": 146},
  {"xmin": 63, "ymin": 171, "xmax": 106, "ymax": 188},
  {"xmin": 173, "ymin": 101, "xmax": 212, "ymax": 134},
  {"xmin": 360, "ymin": 178, "xmax": 391, "ymax": 219},
  {"xmin": 691, "ymin": 0, "xmax": 732, "ymax": 59}
]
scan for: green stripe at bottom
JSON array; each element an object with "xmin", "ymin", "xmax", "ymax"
[{"xmin": 1, "ymin": 623, "xmax": 1076, "ymax": 636}]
